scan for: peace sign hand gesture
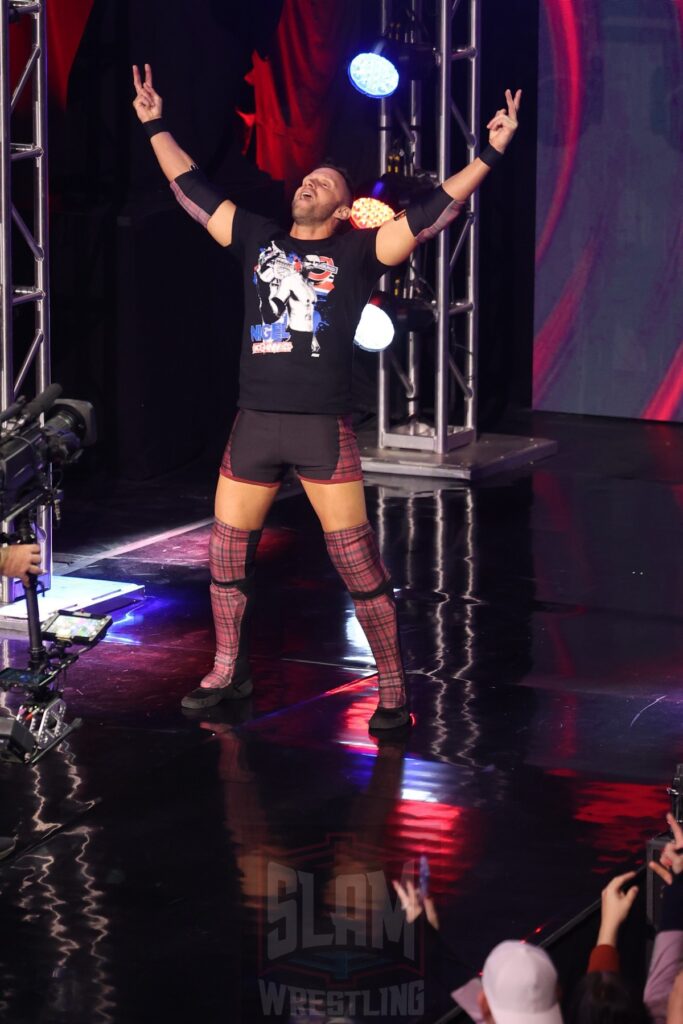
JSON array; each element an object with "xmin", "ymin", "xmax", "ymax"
[
  {"xmin": 132, "ymin": 63, "xmax": 163, "ymax": 124},
  {"xmin": 486, "ymin": 88, "xmax": 522, "ymax": 154}
]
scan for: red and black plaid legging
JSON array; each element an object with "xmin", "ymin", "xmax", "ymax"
[
  {"xmin": 202, "ymin": 520, "xmax": 261, "ymax": 688},
  {"xmin": 324, "ymin": 521, "xmax": 406, "ymax": 709}
]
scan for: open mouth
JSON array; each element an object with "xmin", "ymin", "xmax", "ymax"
[{"xmin": 299, "ymin": 189, "xmax": 314, "ymax": 200}]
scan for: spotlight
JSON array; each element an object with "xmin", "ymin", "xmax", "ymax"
[
  {"xmin": 348, "ymin": 41, "xmax": 437, "ymax": 99},
  {"xmin": 381, "ymin": 40, "xmax": 437, "ymax": 81},
  {"xmin": 354, "ymin": 292, "xmax": 436, "ymax": 353},
  {"xmin": 354, "ymin": 299, "xmax": 395, "ymax": 353},
  {"xmin": 350, "ymin": 196, "xmax": 396, "ymax": 230},
  {"xmin": 350, "ymin": 171, "xmax": 436, "ymax": 230},
  {"xmin": 348, "ymin": 52, "xmax": 399, "ymax": 99},
  {"xmin": 389, "ymin": 295, "xmax": 436, "ymax": 334},
  {"xmin": 371, "ymin": 171, "xmax": 436, "ymax": 210}
]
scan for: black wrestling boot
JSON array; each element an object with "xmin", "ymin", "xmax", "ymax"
[
  {"xmin": 181, "ymin": 675, "xmax": 253, "ymax": 710},
  {"xmin": 368, "ymin": 703, "xmax": 411, "ymax": 734}
]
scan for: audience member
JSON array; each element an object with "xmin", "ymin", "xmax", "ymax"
[
  {"xmin": 567, "ymin": 869, "xmax": 648, "ymax": 1024},
  {"xmin": 391, "ymin": 812, "xmax": 683, "ymax": 1024},
  {"xmin": 645, "ymin": 814, "xmax": 683, "ymax": 1024}
]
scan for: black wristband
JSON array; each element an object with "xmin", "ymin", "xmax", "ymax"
[
  {"xmin": 142, "ymin": 118, "xmax": 167, "ymax": 139},
  {"xmin": 479, "ymin": 144, "xmax": 504, "ymax": 168}
]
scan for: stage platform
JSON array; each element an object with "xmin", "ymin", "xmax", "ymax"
[{"xmin": 0, "ymin": 411, "xmax": 681, "ymax": 1023}]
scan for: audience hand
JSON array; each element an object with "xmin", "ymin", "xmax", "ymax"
[
  {"xmin": 393, "ymin": 878, "xmax": 439, "ymax": 929},
  {"xmin": 597, "ymin": 871, "xmax": 639, "ymax": 947},
  {"xmin": 650, "ymin": 814, "xmax": 683, "ymax": 886}
]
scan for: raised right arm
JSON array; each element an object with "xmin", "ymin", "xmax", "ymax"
[{"xmin": 132, "ymin": 64, "xmax": 236, "ymax": 247}]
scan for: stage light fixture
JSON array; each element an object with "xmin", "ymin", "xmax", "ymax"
[
  {"xmin": 348, "ymin": 41, "xmax": 437, "ymax": 99},
  {"xmin": 350, "ymin": 196, "xmax": 396, "ymax": 230},
  {"xmin": 371, "ymin": 171, "xmax": 436, "ymax": 210},
  {"xmin": 354, "ymin": 299, "xmax": 395, "ymax": 352},
  {"xmin": 350, "ymin": 172, "xmax": 436, "ymax": 231},
  {"xmin": 389, "ymin": 295, "xmax": 437, "ymax": 335},
  {"xmin": 348, "ymin": 52, "xmax": 399, "ymax": 99},
  {"xmin": 354, "ymin": 292, "xmax": 436, "ymax": 353}
]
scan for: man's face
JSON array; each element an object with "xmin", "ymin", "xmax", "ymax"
[{"xmin": 291, "ymin": 168, "xmax": 351, "ymax": 227}]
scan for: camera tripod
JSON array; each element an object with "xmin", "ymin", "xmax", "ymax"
[{"xmin": 0, "ymin": 515, "xmax": 82, "ymax": 764}]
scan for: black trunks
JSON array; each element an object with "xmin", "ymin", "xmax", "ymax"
[{"xmin": 220, "ymin": 410, "xmax": 363, "ymax": 487}]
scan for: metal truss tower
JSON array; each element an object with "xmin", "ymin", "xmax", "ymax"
[
  {"xmin": 0, "ymin": 0, "xmax": 52, "ymax": 603},
  {"xmin": 360, "ymin": 0, "xmax": 557, "ymax": 480}
]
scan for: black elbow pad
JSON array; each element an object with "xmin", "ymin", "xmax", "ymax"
[
  {"xmin": 404, "ymin": 185, "xmax": 464, "ymax": 243},
  {"xmin": 170, "ymin": 167, "xmax": 227, "ymax": 227}
]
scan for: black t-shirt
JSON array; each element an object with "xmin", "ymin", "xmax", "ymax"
[{"xmin": 228, "ymin": 208, "xmax": 390, "ymax": 414}]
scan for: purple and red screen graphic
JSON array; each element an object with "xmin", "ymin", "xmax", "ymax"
[{"xmin": 534, "ymin": 0, "xmax": 683, "ymax": 423}]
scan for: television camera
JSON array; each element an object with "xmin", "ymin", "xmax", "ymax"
[{"xmin": 0, "ymin": 384, "xmax": 111, "ymax": 764}]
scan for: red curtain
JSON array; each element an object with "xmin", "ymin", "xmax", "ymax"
[
  {"xmin": 18, "ymin": 0, "xmax": 352, "ymax": 198},
  {"xmin": 247, "ymin": 0, "xmax": 356, "ymax": 197},
  {"xmin": 46, "ymin": 0, "xmax": 94, "ymax": 108},
  {"xmin": 10, "ymin": 0, "xmax": 93, "ymax": 110}
]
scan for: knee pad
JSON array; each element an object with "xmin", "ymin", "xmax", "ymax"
[{"xmin": 348, "ymin": 577, "xmax": 394, "ymax": 601}]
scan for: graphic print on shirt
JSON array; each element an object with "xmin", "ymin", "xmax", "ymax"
[{"xmin": 251, "ymin": 242, "xmax": 338, "ymax": 358}]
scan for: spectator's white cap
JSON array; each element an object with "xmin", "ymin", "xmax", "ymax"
[{"xmin": 482, "ymin": 941, "xmax": 563, "ymax": 1024}]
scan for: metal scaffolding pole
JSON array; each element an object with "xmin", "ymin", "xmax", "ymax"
[
  {"xmin": 0, "ymin": 1, "xmax": 144, "ymax": 627},
  {"xmin": 377, "ymin": 0, "xmax": 392, "ymax": 447},
  {"xmin": 433, "ymin": 0, "xmax": 452, "ymax": 453},
  {"xmin": 372, "ymin": 0, "xmax": 477, "ymax": 457},
  {"xmin": 464, "ymin": 0, "xmax": 480, "ymax": 434},
  {"xmin": 360, "ymin": 0, "xmax": 557, "ymax": 481},
  {"xmin": 0, "ymin": 0, "xmax": 52, "ymax": 603},
  {"xmin": 406, "ymin": 1, "xmax": 422, "ymax": 426}
]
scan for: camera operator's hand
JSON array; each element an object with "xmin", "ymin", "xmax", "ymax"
[
  {"xmin": 0, "ymin": 543, "xmax": 42, "ymax": 585},
  {"xmin": 596, "ymin": 871, "xmax": 639, "ymax": 947}
]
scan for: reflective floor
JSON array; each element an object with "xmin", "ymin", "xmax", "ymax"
[{"xmin": 0, "ymin": 412, "xmax": 681, "ymax": 1023}]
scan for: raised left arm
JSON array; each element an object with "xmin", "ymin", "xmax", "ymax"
[{"xmin": 376, "ymin": 88, "xmax": 521, "ymax": 267}]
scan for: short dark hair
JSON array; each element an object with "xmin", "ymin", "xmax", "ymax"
[{"xmin": 318, "ymin": 158, "xmax": 354, "ymax": 205}]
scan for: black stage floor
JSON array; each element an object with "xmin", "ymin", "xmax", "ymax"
[{"xmin": 0, "ymin": 411, "xmax": 681, "ymax": 1023}]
